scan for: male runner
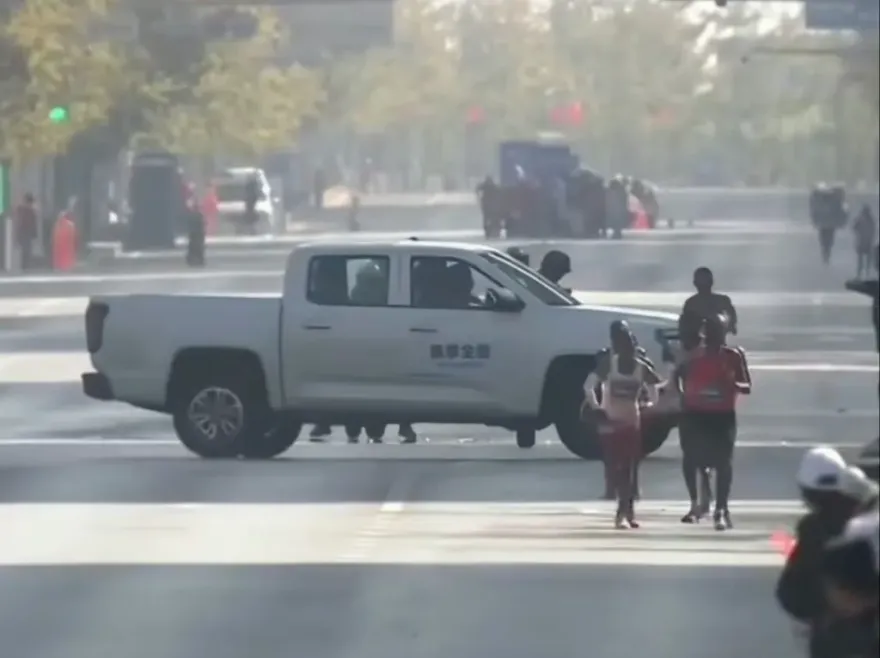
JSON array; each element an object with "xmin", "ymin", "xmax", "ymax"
[
  {"xmin": 583, "ymin": 326, "xmax": 661, "ymax": 528},
  {"xmin": 674, "ymin": 314, "xmax": 751, "ymax": 530},
  {"xmin": 678, "ymin": 266, "xmax": 738, "ymax": 351}
]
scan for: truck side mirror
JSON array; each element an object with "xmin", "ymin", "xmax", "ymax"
[{"xmin": 486, "ymin": 288, "xmax": 524, "ymax": 313}]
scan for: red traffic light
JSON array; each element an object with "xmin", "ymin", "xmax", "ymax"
[{"xmin": 466, "ymin": 106, "xmax": 485, "ymax": 125}]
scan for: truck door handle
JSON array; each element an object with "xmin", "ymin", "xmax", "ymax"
[
  {"xmin": 409, "ymin": 327, "xmax": 437, "ymax": 334},
  {"xmin": 303, "ymin": 324, "xmax": 331, "ymax": 331}
]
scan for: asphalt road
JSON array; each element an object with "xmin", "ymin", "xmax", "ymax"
[{"xmin": 1, "ymin": 212, "xmax": 877, "ymax": 658}]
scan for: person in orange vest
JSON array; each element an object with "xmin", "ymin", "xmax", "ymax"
[
  {"xmin": 52, "ymin": 198, "xmax": 77, "ymax": 271},
  {"xmin": 201, "ymin": 185, "xmax": 219, "ymax": 236}
]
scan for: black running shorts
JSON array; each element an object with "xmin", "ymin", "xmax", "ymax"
[{"xmin": 679, "ymin": 410, "xmax": 737, "ymax": 468}]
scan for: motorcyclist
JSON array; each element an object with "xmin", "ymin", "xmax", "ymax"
[
  {"xmin": 776, "ymin": 447, "xmax": 878, "ymax": 657},
  {"xmin": 816, "ymin": 510, "xmax": 879, "ymax": 658}
]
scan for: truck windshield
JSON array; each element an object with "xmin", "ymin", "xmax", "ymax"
[{"xmin": 480, "ymin": 251, "xmax": 580, "ymax": 306}]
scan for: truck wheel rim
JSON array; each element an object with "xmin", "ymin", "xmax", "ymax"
[{"xmin": 188, "ymin": 387, "xmax": 244, "ymax": 442}]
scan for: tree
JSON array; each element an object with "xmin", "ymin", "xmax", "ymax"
[
  {"xmin": 459, "ymin": 0, "xmax": 560, "ymax": 139},
  {"xmin": 549, "ymin": 0, "xmax": 710, "ymax": 177},
  {"xmin": 0, "ymin": 0, "xmax": 133, "ymax": 162},
  {"xmin": 144, "ymin": 8, "xmax": 324, "ymax": 156}
]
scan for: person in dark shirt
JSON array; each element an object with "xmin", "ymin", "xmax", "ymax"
[
  {"xmin": 852, "ymin": 205, "xmax": 876, "ymax": 278},
  {"xmin": 678, "ymin": 267, "xmax": 738, "ymax": 351},
  {"xmin": 538, "ymin": 250, "xmax": 572, "ymax": 290},
  {"xmin": 14, "ymin": 193, "xmax": 38, "ymax": 270},
  {"xmin": 845, "ymin": 244, "xmax": 879, "ymax": 353},
  {"xmin": 845, "ymin": 245, "xmax": 879, "ymax": 403}
]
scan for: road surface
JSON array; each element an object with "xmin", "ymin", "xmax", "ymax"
[{"xmin": 1, "ymin": 214, "xmax": 876, "ymax": 658}]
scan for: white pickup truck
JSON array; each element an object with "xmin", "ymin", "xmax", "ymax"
[{"xmin": 81, "ymin": 240, "xmax": 680, "ymax": 460}]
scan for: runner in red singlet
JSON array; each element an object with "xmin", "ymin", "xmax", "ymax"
[
  {"xmin": 583, "ymin": 327, "xmax": 661, "ymax": 529},
  {"xmin": 674, "ymin": 314, "xmax": 751, "ymax": 530}
]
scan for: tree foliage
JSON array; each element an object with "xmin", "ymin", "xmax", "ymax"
[
  {"xmin": 1, "ymin": 0, "xmax": 876, "ymax": 184},
  {"xmin": 0, "ymin": 0, "xmax": 134, "ymax": 161},
  {"xmin": 330, "ymin": 0, "xmax": 877, "ymax": 185},
  {"xmin": 144, "ymin": 8, "xmax": 324, "ymax": 155},
  {"xmin": 0, "ymin": 0, "xmax": 324, "ymax": 160}
]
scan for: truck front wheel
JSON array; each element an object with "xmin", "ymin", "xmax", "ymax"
[
  {"xmin": 553, "ymin": 380, "xmax": 602, "ymax": 461},
  {"xmin": 516, "ymin": 429, "xmax": 536, "ymax": 449},
  {"xmin": 172, "ymin": 374, "xmax": 270, "ymax": 459},
  {"xmin": 641, "ymin": 414, "xmax": 679, "ymax": 457}
]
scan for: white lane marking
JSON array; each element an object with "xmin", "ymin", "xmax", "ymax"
[
  {"xmin": 0, "ymin": 270, "xmax": 282, "ymax": 285},
  {"xmin": 0, "ymin": 501, "xmax": 795, "ymax": 566},
  {"xmin": 0, "ymin": 352, "xmax": 92, "ymax": 383},
  {"xmin": 750, "ymin": 364, "xmax": 878, "ymax": 372},
  {"xmin": 575, "ymin": 291, "xmax": 871, "ymax": 308},
  {"xmin": 0, "ymin": 438, "xmax": 868, "ymax": 450},
  {"xmin": 338, "ymin": 471, "xmax": 416, "ymax": 562},
  {"xmin": 2, "ymin": 290, "xmax": 876, "ymax": 320},
  {"xmin": 3, "ymin": 351, "xmax": 873, "ymax": 384},
  {"xmin": 1, "ymin": 294, "xmax": 281, "ymax": 318}
]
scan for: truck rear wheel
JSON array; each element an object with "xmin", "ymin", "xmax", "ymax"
[
  {"xmin": 240, "ymin": 419, "xmax": 302, "ymax": 460},
  {"xmin": 172, "ymin": 374, "xmax": 270, "ymax": 459}
]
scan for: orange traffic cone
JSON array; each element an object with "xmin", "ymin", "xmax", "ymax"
[
  {"xmin": 51, "ymin": 211, "xmax": 77, "ymax": 271},
  {"xmin": 201, "ymin": 187, "xmax": 219, "ymax": 236},
  {"xmin": 771, "ymin": 531, "xmax": 796, "ymax": 558},
  {"xmin": 632, "ymin": 208, "xmax": 650, "ymax": 231}
]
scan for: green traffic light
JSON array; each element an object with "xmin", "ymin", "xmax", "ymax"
[{"xmin": 48, "ymin": 106, "xmax": 69, "ymax": 123}]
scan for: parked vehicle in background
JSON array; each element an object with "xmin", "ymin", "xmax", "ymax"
[{"xmin": 212, "ymin": 167, "xmax": 278, "ymax": 235}]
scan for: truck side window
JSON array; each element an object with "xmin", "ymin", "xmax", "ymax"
[
  {"xmin": 410, "ymin": 256, "xmax": 501, "ymax": 309},
  {"xmin": 307, "ymin": 255, "xmax": 390, "ymax": 307}
]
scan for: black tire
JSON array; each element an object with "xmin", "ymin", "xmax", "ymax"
[
  {"xmin": 172, "ymin": 372, "xmax": 270, "ymax": 459},
  {"xmin": 365, "ymin": 423, "xmax": 386, "ymax": 441},
  {"xmin": 240, "ymin": 418, "xmax": 302, "ymax": 460},
  {"xmin": 551, "ymin": 370, "xmax": 602, "ymax": 461},
  {"xmin": 516, "ymin": 429, "xmax": 536, "ymax": 449},
  {"xmin": 641, "ymin": 413, "xmax": 679, "ymax": 457}
]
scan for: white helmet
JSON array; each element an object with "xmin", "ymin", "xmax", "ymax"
[{"xmin": 797, "ymin": 447, "xmax": 847, "ymax": 491}]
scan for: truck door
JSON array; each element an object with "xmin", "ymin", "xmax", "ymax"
[
  {"xmin": 403, "ymin": 255, "xmax": 524, "ymax": 415},
  {"xmin": 281, "ymin": 253, "xmax": 405, "ymax": 409}
]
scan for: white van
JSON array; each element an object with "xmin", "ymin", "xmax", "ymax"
[{"xmin": 212, "ymin": 167, "xmax": 277, "ymax": 235}]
